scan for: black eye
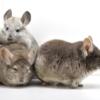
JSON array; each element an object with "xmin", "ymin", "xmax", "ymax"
[
  {"xmin": 6, "ymin": 27, "xmax": 9, "ymax": 31},
  {"xmin": 16, "ymin": 29, "xmax": 20, "ymax": 32},
  {"xmin": 13, "ymin": 67, "xmax": 17, "ymax": 71}
]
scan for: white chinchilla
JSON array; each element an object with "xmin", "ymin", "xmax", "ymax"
[
  {"xmin": 0, "ymin": 9, "xmax": 38, "ymax": 65},
  {"xmin": 0, "ymin": 9, "xmax": 38, "ymax": 50}
]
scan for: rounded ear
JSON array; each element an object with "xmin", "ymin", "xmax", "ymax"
[
  {"xmin": 21, "ymin": 11, "xmax": 31, "ymax": 26},
  {"xmin": 82, "ymin": 36, "xmax": 94, "ymax": 57},
  {"xmin": 0, "ymin": 47, "xmax": 14, "ymax": 65},
  {"xmin": 4, "ymin": 9, "xmax": 12, "ymax": 21}
]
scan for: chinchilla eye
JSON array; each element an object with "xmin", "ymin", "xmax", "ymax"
[
  {"xmin": 13, "ymin": 65, "xmax": 18, "ymax": 71},
  {"xmin": 6, "ymin": 27, "xmax": 9, "ymax": 31},
  {"xmin": 16, "ymin": 29, "xmax": 20, "ymax": 32},
  {"xmin": 13, "ymin": 67, "xmax": 18, "ymax": 71}
]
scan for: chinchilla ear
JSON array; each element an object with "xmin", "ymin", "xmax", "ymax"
[
  {"xmin": 21, "ymin": 11, "xmax": 31, "ymax": 26},
  {"xmin": 82, "ymin": 36, "xmax": 94, "ymax": 57},
  {"xmin": 4, "ymin": 9, "xmax": 12, "ymax": 20},
  {"xmin": 0, "ymin": 47, "xmax": 14, "ymax": 65}
]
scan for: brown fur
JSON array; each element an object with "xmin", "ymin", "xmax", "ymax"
[{"xmin": 0, "ymin": 43, "xmax": 34, "ymax": 86}]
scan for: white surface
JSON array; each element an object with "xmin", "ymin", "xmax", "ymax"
[
  {"xmin": 0, "ymin": 75, "xmax": 100, "ymax": 100},
  {"xmin": 0, "ymin": 0, "xmax": 100, "ymax": 100}
]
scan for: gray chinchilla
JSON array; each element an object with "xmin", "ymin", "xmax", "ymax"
[{"xmin": 35, "ymin": 36, "xmax": 100, "ymax": 88}]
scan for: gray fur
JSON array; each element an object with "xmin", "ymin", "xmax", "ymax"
[
  {"xmin": 21, "ymin": 11, "xmax": 31, "ymax": 26},
  {"xmin": 35, "ymin": 37, "xmax": 100, "ymax": 88},
  {"xmin": 4, "ymin": 9, "xmax": 12, "ymax": 21}
]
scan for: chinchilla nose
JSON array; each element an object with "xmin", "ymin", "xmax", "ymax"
[{"xmin": 8, "ymin": 35, "xmax": 13, "ymax": 41}]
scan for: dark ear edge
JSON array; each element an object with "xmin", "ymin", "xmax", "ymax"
[
  {"xmin": 4, "ymin": 9, "xmax": 12, "ymax": 20},
  {"xmin": 21, "ymin": 11, "xmax": 31, "ymax": 26}
]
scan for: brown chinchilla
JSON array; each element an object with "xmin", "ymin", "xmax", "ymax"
[
  {"xmin": 0, "ymin": 43, "xmax": 34, "ymax": 86},
  {"xmin": 35, "ymin": 36, "xmax": 100, "ymax": 88}
]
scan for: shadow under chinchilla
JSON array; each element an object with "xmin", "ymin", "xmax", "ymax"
[
  {"xmin": 20, "ymin": 79, "xmax": 100, "ymax": 90},
  {"xmin": 26, "ymin": 79, "xmax": 100, "ymax": 90},
  {"xmin": 0, "ymin": 79, "xmax": 100, "ymax": 89}
]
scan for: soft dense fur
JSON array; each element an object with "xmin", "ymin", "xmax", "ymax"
[
  {"xmin": 35, "ymin": 36, "xmax": 100, "ymax": 88},
  {"xmin": 0, "ymin": 43, "xmax": 34, "ymax": 86},
  {"xmin": 0, "ymin": 9, "xmax": 38, "ymax": 86},
  {"xmin": 0, "ymin": 9, "xmax": 38, "ymax": 52}
]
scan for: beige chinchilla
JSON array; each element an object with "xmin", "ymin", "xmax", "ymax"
[
  {"xmin": 35, "ymin": 36, "xmax": 100, "ymax": 88},
  {"xmin": 0, "ymin": 43, "xmax": 34, "ymax": 86}
]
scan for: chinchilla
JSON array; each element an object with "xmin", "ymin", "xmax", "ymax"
[
  {"xmin": 0, "ymin": 43, "xmax": 34, "ymax": 86},
  {"xmin": 0, "ymin": 9, "xmax": 38, "ymax": 62},
  {"xmin": 35, "ymin": 36, "xmax": 100, "ymax": 88}
]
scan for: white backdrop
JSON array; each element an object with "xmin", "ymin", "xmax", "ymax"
[
  {"xmin": 0, "ymin": 0, "xmax": 100, "ymax": 46},
  {"xmin": 0, "ymin": 0, "xmax": 100, "ymax": 100}
]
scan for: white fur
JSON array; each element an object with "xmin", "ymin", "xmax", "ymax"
[{"xmin": 1, "ymin": 10, "xmax": 38, "ymax": 50}]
